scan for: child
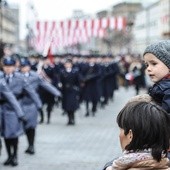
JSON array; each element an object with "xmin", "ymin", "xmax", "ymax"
[
  {"xmin": 103, "ymin": 99, "xmax": 170, "ymax": 169},
  {"xmin": 143, "ymin": 40, "xmax": 170, "ymax": 113}
]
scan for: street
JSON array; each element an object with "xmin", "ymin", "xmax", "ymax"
[{"xmin": 0, "ymin": 87, "xmax": 138, "ymax": 170}]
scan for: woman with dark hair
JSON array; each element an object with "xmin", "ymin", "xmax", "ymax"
[{"xmin": 103, "ymin": 100, "xmax": 170, "ymax": 169}]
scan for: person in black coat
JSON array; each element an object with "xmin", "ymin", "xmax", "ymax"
[
  {"xmin": 81, "ymin": 55, "xmax": 101, "ymax": 117},
  {"xmin": 59, "ymin": 58, "xmax": 81, "ymax": 125},
  {"xmin": 38, "ymin": 57, "xmax": 57, "ymax": 124},
  {"xmin": 101, "ymin": 56, "xmax": 115, "ymax": 106}
]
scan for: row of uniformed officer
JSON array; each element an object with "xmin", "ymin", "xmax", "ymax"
[
  {"xmin": 0, "ymin": 57, "xmax": 41, "ymax": 166},
  {"xmin": 0, "ymin": 56, "xmax": 61, "ymax": 166},
  {"xmin": 28, "ymin": 54, "xmax": 120, "ymax": 120},
  {"xmin": 19, "ymin": 57, "xmax": 61, "ymax": 153}
]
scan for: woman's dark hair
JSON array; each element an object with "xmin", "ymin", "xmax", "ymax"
[{"xmin": 117, "ymin": 101, "xmax": 170, "ymax": 162}]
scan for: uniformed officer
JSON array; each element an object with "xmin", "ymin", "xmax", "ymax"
[
  {"xmin": 0, "ymin": 79, "xmax": 24, "ymax": 158},
  {"xmin": 0, "ymin": 56, "xmax": 41, "ymax": 166},
  {"xmin": 101, "ymin": 55, "xmax": 119, "ymax": 106},
  {"xmin": 81, "ymin": 55, "xmax": 101, "ymax": 117},
  {"xmin": 59, "ymin": 58, "xmax": 81, "ymax": 125},
  {"xmin": 38, "ymin": 56, "xmax": 57, "ymax": 124},
  {"xmin": 19, "ymin": 57, "xmax": 61, "ymax": 153}
]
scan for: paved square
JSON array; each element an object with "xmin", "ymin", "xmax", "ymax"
[{"xmin": 0, "ymin": 87, "xmax": 137, "ymax": 170}]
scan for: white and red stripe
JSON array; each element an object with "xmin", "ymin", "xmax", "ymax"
[{"xmin": 34, "ymin": 16, "xmax": 126, "ymax": 53}]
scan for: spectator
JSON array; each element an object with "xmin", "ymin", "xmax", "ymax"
[
  {"xmin": 103, "ymin": 95, "xmax": 170, "ymax": 169},
  {"xmin": 143, "ymin": 40, "xmax": 170, "ymax": 113}
]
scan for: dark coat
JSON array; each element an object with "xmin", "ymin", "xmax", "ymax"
[
  {"xmin": 39, "ymin": 65, "xmax": 57, "ymax": 104},
  {"xmin": 60, "ymin": 68, "xmax": 81, "ymax": 112},
  {"xmin": 102, "ymin": 63, "xmax": 116, "ymax": 98},
  {"xmin": 149, "ymin": 78, "xmax": 170, "ymax": 113},
  {"xmin": 82, "ymin": 63, "xmax": 101, "ymax": 102},
  {"xmin": 110, "ymin": 62, "xmax": 120, "ymax": 91}
]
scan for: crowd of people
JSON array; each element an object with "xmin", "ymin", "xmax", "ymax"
[
  {"xmin": 103, "ymin": 40, "xmax": 170, "ymax": 169},
  {"xmin": 1, "ymin": 40, "xmax": 169, "ymax": 169},
  {"xmin": 0, "ymin": 52, "xmax": 126, "ymax": 167}
]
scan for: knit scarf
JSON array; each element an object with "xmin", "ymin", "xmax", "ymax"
[{"xmin": 112, "ymin": 150, "xmax": 170, "ymax": 170}]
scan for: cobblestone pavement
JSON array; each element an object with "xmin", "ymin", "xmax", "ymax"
[{"xmin": 0, "ymin": 87, "xmax": 138, "ymax": 170}]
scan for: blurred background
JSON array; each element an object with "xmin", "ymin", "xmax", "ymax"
[
  {"xmin": 0, "ymin": 1, "xmax": 167, "ymax": 169},
  {"xmin": 0, "ymin": 0, "xmax": 168, "ymax": 57}
]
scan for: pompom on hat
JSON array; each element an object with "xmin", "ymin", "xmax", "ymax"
[{"xmin": 143, "ymin": 40, "xmax": 170, "ymax": 68}]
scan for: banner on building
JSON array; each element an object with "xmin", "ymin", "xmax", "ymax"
[{"xmin": 33, "ymin": 16, "xmax": 126, "ymax": 54}]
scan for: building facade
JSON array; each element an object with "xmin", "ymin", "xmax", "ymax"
[
  {"xmin": 94, "ymin": 2, "xmax": 143, "ymax": 54},
  {"xmin": 0, "ymin": 4, "xmax": 19, "ymax": 46},
  {"xmin": 132, "ymin": 0, "xmax": 170, "ymax": 53}
]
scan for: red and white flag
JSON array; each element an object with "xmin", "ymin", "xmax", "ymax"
[{"xmin": 34, "ymin": 16, "xmax": 126, "ymax": 54}]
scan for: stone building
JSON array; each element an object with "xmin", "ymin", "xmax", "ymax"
[
  {"xmin": 95, "ymin": 2, "xmax": 143, "ymax": 55},
  {"xmin": 132, "ymin": 0, "xmax": 170, "ymax": 54},
  {"xmin": 0, "ymin": 3, "xmax": 19, "ymax": 46}
]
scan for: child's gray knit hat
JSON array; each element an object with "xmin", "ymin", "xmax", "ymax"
[{"xmin": 143, "ymin": 40, "xmax": 170, "ymax": 68}]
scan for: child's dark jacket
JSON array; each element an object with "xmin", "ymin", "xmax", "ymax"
[{"xmin": 149, "ymin": 79, "xmax": 170, "ymax": 113}]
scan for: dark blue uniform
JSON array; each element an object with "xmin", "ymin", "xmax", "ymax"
[
  {"xmin": 38, "ymin": 63, "xmax": 57, "ymax": 123},
  {"xmin": 81, "ymin": 63, "xmax": 101, "ymax": 116},
  {"xmin": 60, "ymin": 67, "xmax": 81, "ymax": 125}
]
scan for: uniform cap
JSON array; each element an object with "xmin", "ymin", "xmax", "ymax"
[
  {"xmin": 2, "ymin": 57, "xmax": 16, "ymax": 66},
  {"xmin": 20, "ymin": 58, "xmax": 31, "ymax": 66}
]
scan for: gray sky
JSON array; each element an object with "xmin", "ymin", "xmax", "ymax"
[
  {"xmin": 8, "ymin": 0, "xmax": 158, "ymax": 20},
  {"xmin": 33, "ymin": 0, "xmax": 158, "ymax": 20},
  {"xmin": 7, "ymin": 0, "xmax": 158, "ymax": 39}
]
